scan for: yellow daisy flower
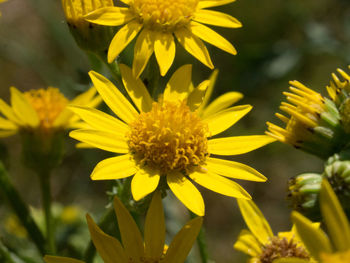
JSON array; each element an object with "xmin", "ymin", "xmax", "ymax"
[
  {"xmin": 84, "ymin": 0, "xmax": 241, "ymax": 76},
  {"xmin": 44, "ymin": 192, "xmax": 203, "ymax": 263},
  {"xmin": 0, "ymin": 86, "xmax": 100, "ymax": 136},
  {"xmin": 292, "ymin": 179, "xmax": 350, "ymax": 263},
  {"xmin": 69, "ymin": 64, "xmax": 274, "ymax": 216},
  {"xmin": 234, "ymin": 199, "xmax": 314, "ymax": 263}
]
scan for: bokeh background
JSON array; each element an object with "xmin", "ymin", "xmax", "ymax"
[{"xmin": 0, "ymin": 0, "xmax": 350, "ymax": 262}]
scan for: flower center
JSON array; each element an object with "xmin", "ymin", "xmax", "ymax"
[
  {"xmin": 127, "ymin": 101, "xmax": 209, "ymax": 174},
  {"xmin": 24, "ymin": 88, "xmax": 68, "ymax": 130},
  {"xmin": 260, "ymin": 236, "xmax": 310, "ymax": 263},
  {"xmin": 131, "ymin": 0, "xmax": 199, "ymax": 31}
]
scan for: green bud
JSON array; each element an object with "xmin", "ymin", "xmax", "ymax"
[{"xmin": 288, "ymin": 173, "xmax": 322, "ymax": 221}]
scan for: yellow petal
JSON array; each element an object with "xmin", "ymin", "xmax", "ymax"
[
  {"xmin": 0, "ymin": 130, "xmax": 17, "ymax": 137},
  {"xmin": 320, "ymin": 179, "xmax": 350, "ymax": 251},
  {"xmin": 163, "ymin": 217, "xmax": 203, "ymax": 263},
  {"xmin": 208, "ymin": 135, "xmax": 276, "ymax": 155},
  {"xmin": 69, "ymin": 129, "xmax": 128, "ymax": 153},
  {"xmin": 119, "ymin": 64, "xmax": 153, "ymax": 112},
  {"xmin": 197, "ymin": 69, "xmax": 219, "ymax": 113},
  {"xmin": 193, "ymin": 9, "xmax": 242, "ymax": 28},
  {"xmin": 201, "ymin": 91, "xmax": 243, "ymax": 118},
  {"xmin": 233, "ymin": 229, "xmax": 261, "ymax": 257},
  {"xmin": 204, "ymin": 105, "xmax": 252, "ymax": 136},
  {"xmin": 107, "ymin": 21, "xmax": 143, "ymax": 63},
  {"xmin": 131, "ymin": 168, "xmax": 160, "ymax": 201},
  {"xmin": 206, "ymin": 157, "xmax": 266, "ymax": 182},
  {"xmin": 132, "ymin": 28, "xmax": 155, "ymax": 77},
  {"xmin": 144, "ymin": 192, "xmax": 166, "ymax": 260},
  {"xmin": 0, "ymin": 98, "xmax": 22, "ymax": 125},
  {"xmin": 291, "ymin": 211, "xmax": 332, "ymax": 261},
  {"xmin": 190, "ymin": 170, "xmax": 251, "ymax": 199},
  {"xmin": 91, "ymin": 154, "xmax": 137, "ymax": 180},
  {"xmin": 163, "ymin": 65, "xmax": 192, "ymax": 102},
  {"xmin": 0, "ymin": 116, "xmax": 17, "ymax": 130},
  {"xmin": 70, "ymin": 86, "xmax": 98, "ymax": 105},
  {"xmin": 154, "ymin": 32, "xmax": 176, "ymax": 76},
  {"xmin": 175, "ymin": 27, "xmax": 213, "ymax": 69},
  {"xmin": 84, "ymin": 7, "xmax": 134, "ymax": 26},
  {"xmin": 113, "ymin": 196, "xmax": 144, "ymax": 262},
  {"xmin": 44, "ymin": 256, "xmax": 85, "ymax": 263},
  {"xmin": 54, "ymin": 87, "xmax": 99, "ymax": 127},
  {"xmin": 89, "ymin": 70, "xmax": 138, "ymax": 123},
  {"xmin": 86, "ymin": 214, "xmax": 128, "ymax": 263},
  {"xmin": 237, "ymin": 199, "xmax": 273, "ymax": 245},
  {"xmin": 189, "ymin": 21, "xmax": 236, "ymax": 55},
  {"xmin": 68, "ymin": 105, "xmax": 129, "ymax": 133},
  {"xmin": 167, "ymin": 171, "xmax": 204, "ymax": 216},
  {"xmin": 198, "ymin": 0, "xmax": 236, "ymax": 9},
  {"xmin": 10, "ymin": 87, "xmax": 39, "ymax": 127},
  {"xmin": 187, "ymin": 80, "xmax": 210, "ymax": 111}
]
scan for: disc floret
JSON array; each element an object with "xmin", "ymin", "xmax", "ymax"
[{"xmin": 127, "ymin": 100, "xmax": 209, "ymax": 174}]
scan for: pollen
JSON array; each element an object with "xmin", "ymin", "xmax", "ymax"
[
  {"xmin": 127, "ymin": 101, "xmax": 209, "ymax": 174},
  {"xmin": 131, "ymin": 0, "xmax": 199, "ymax": 31},
  {"xmin": 24, "ymin": 88, "xmax": 68, "ymax": 130},
  {"xmin": 260, "ymin": 236, "xmax": 310, "ymax": 263}
]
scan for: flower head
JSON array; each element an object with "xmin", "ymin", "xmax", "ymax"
[
  {"xmin": 0, "ymin": 86, "xmax": 100, "ymax": 136},
  {"xmin": 69, "ymin": 64, "xmax": 274, "ymax": 215},
  {"xmin": 61, "ymin": 0, "xmax": 115, "ymax": 51},
  {"xmin": 292, "ymin": 179, "xmax": 350, "ymax": 263},
  {"xmin": 44, "ymin": 192, "xmax": 203, "ymax": 263},
  {"xmin": 234, "ymin": 199, "xmax": 314, "ymax": 263},
  {"xmin": 266, "ymin": 80, "xmax": 347, "ymax": 159},
  {"xmin": 84, "ymin": 0, "xmax": 241, "ymax": 76}
]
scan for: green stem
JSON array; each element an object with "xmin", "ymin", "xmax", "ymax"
[
  {"xmin": 147, "ymin": 55, "xmax": 160, "ymax": 99},
  {"xmin": 0, "ymin": 163, "xmax": 46, "ymax": 255},
  {"xmin": 84, "ymin": 207, "xmax": 119, "ymax": 263},
  {"xmin": 39, "ymin": 171, "xmax": 56, "ymax": 254},
  {"xmin": 190, "ymin": 212, "xmax": 209, "ymax": 263},
  {"xmin": 95, "ymin": 52, "xmax": 124, "ymax": 89}
]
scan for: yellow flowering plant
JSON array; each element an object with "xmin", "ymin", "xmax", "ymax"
[
  {"xmin": 44, "ymin": 192, "xmax": 203, "ymax": 263},
  {"xmin": 291, "ymin": 179, "xmax": 350, "ymax": 263},
  {"xmin": 69, "ymin": 64, "xmax": 274, "ymax": 216},
  {"xmin": 83, "ymin": 0, "xmax": 241, "ymax": 76},
  {"xmin": 234, "ymin": 199, "xmax": 315, "ymax": 263}
]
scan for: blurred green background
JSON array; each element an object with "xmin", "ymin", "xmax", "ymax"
[{"xmin": 0, "ymin": 0, "xmax": 350, "ymax": 262}]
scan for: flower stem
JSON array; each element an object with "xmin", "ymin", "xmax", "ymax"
[
  {"xmin": 190, "ymin": 212, "xmax": 209, "ymax": 263},
  {"xmin": 0, "ymin": 162, "xmax": 46, "ymax": 255},
  {"xmin": 39, "ymin": 170, "xmax": 56, "ymax": 254}
]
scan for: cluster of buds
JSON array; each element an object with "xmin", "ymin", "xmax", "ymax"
[
  {"xmin": 267, "ymin": 66, "xmax": 350, "ymax": 160},
  {"xmin": 288, "ymin": 150, "xmax": 350, "ymax": 220}
]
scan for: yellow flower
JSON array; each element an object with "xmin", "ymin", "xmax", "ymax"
[
  {"xmin": 0, "ymin": 86, "xmax": 100, "ymax": 136},
  {"xmin": 61, "ymin": 0, "xmax": 115, "ymax": 51},
  {"xmin": 69, "ymin": 64, "xmax": 274, "ymax": 216},
  {"xmin": 44, "ymin": 192, "xmax": 203, "ymax": 263},
  {"xmin": 84, "ymin": 0, "xmax": 241, "ymax": 76},
  {"xmin": 326, "ymin": 65, "xmax": 350, "ymax": 106},
  {"xmin": 266, "ymin": 80, "xmax": 326, "ymax": 148},
  {"xmin": 234, "ymin": 199, "xmax": 314, "ymax": 263},
  {"xmin": 4, "ymin": 214, "xmax": 28, "ymax": 239},
  {"xmin": 292, "ymin": 179, "xmax": 350, "ymax": 263}
]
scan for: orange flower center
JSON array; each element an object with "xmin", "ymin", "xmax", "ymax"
[
  {"xmin": 131, "ymin": 0, "xmax": 199, "ymax": 30},
  {"xmin": 24, "ymin": 88, "xmax": 68, "ymax": 130},
  {"xmin": 127, "ymin": 101, "xmax": 209, "ymax": 174}
]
